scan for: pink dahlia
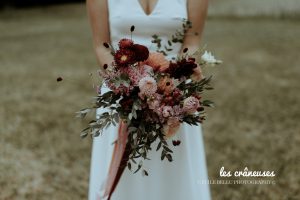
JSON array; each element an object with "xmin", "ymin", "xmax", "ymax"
[{"xmin": 138, "ymin": 76, "xmax": 157, "ymax": 98}]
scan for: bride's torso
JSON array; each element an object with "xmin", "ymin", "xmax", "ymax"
[
  {"xmin": 107, "ymin": 0, "xmax": 187, "ymax": 58},
  {"xmin": 92, "ymin": 2, "xmax": 212, "ymax": 200}
]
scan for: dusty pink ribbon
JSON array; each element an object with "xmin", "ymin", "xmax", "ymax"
[{"xmin": 97, "ymin": 120, "xmax": 130, "ymax": 200}]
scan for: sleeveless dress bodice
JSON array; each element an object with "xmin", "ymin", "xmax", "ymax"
[
  {"xmin": 89, "ymin": 1, "xmax": 211, "ymax": 199},
  {"xmin": 108, "ymin": 0, "xmax": 187, "ymax": 58}
]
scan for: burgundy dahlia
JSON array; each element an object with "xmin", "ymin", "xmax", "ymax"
[
  {"xmin": 118, "ymin": 38, "xmax": 134, "ymax": 49},
  {"xmin": 131, "ymin": 44, "xmax": 149, "ymax": 62},
  {"xmin": 114, "ymin": 49, "xmax": 136, "ymax": 66},
  {"xmin": 165, "ymin": 58, "xmax": 197, "ymax": 79}
]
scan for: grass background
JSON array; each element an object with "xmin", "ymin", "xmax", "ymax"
[{"xmin": 0, "ymin": 3, "xmax": 299, "ymax": 200}]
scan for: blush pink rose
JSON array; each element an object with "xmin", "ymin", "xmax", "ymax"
[
  {"xmin": 183, "ymin": 96, "xmax": 200, "ymax": 114},
  {"xmin": 162, "ymin": 106, "xmax": 173, "ymax": 118}
]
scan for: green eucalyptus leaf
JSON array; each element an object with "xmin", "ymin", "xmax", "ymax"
[
  {"xmin": 114, "ymin": 113, "xmax": 119, "ymax": 123},
  {"xmin": 163, "ymin": 145, "xmax": 173, "ymax": 153},
  {"xmin": 80, "ymin": 128, "xmax": 90, "ymax": 138},
  {"xmin": 142, "ymin": 169, "xmax": 149, "ymax": 176},
  {"xmin": 128, "ymin": 113, "xmax": 133, "ymax": 120},
  {"xmin": 166, "ymin": 154, "xmax": 173, "ymax": 162},
  {"xmin": 127, "ymin": 162, "xmax": 132, "ymax": 171},
  {"xmin": 156, "ymin": 141, "xmax": 162, "ymax": 151},
  {"xmin": 134, "ymin": 162, "xmax": 142, "ymax": 174},
  {"xmin": 202, "ymin": 100, "xmax": 214, "ymax": 107}
]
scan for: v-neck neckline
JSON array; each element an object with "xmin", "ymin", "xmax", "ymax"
[{"xmin": 136, "ymin": 0, "xmax": 161, "ymax": 16}]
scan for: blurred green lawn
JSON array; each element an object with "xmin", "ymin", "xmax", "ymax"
[{"xmin": 0, "ymin": 4, "xmax": 299, "ymax": 200}]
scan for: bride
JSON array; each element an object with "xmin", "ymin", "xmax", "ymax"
[{"xmin": 86, "ymin": 0, "xmax": 210, "ymax": 199}]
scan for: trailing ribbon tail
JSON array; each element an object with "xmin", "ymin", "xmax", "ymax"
[{"xmin": 97, "ymin": 120, "xmax": 130, "ymax": 200}]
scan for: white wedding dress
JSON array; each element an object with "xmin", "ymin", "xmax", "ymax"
[{"xmin": 89, "ymin": 0, "xmax": 211, "ymax": 199}]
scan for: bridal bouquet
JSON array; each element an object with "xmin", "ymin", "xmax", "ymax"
[{"xmin": 78, "ymin": 21, "xmax": 221, "ymax": 199}]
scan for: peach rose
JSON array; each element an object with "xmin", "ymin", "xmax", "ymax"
[
  {"xmin": 163, "ymin": 117, "xmax": 181, "ymax": 138},
  {"xmin": 144, "ymin": 52, "xmax": 170, "ymax": 72}
]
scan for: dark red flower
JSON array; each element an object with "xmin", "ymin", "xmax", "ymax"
[
  {"xmin": 197, "ymin": 107, "xmax": 204, "ymax": 112},
  {"xmin": 165, "ymin": 58, "xmax": 197, "ymax": 79},
  {"xmin": 131, "ymin": 44, "xmax": 149, "ymax": 62},
  {"xmin": 114, "ymin": 49, "xmax": 135, "ymax": 66},
  {"xmin": 118, "ymin": 38, "xmax": 134, "ymax": 49},
  {"xmin": 119, "ymin": 97, "xmax": 134, "ymax": 111},
  {"xmin": 172, "ymin": 88, "xmax": 183, "ymax": 102}
]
